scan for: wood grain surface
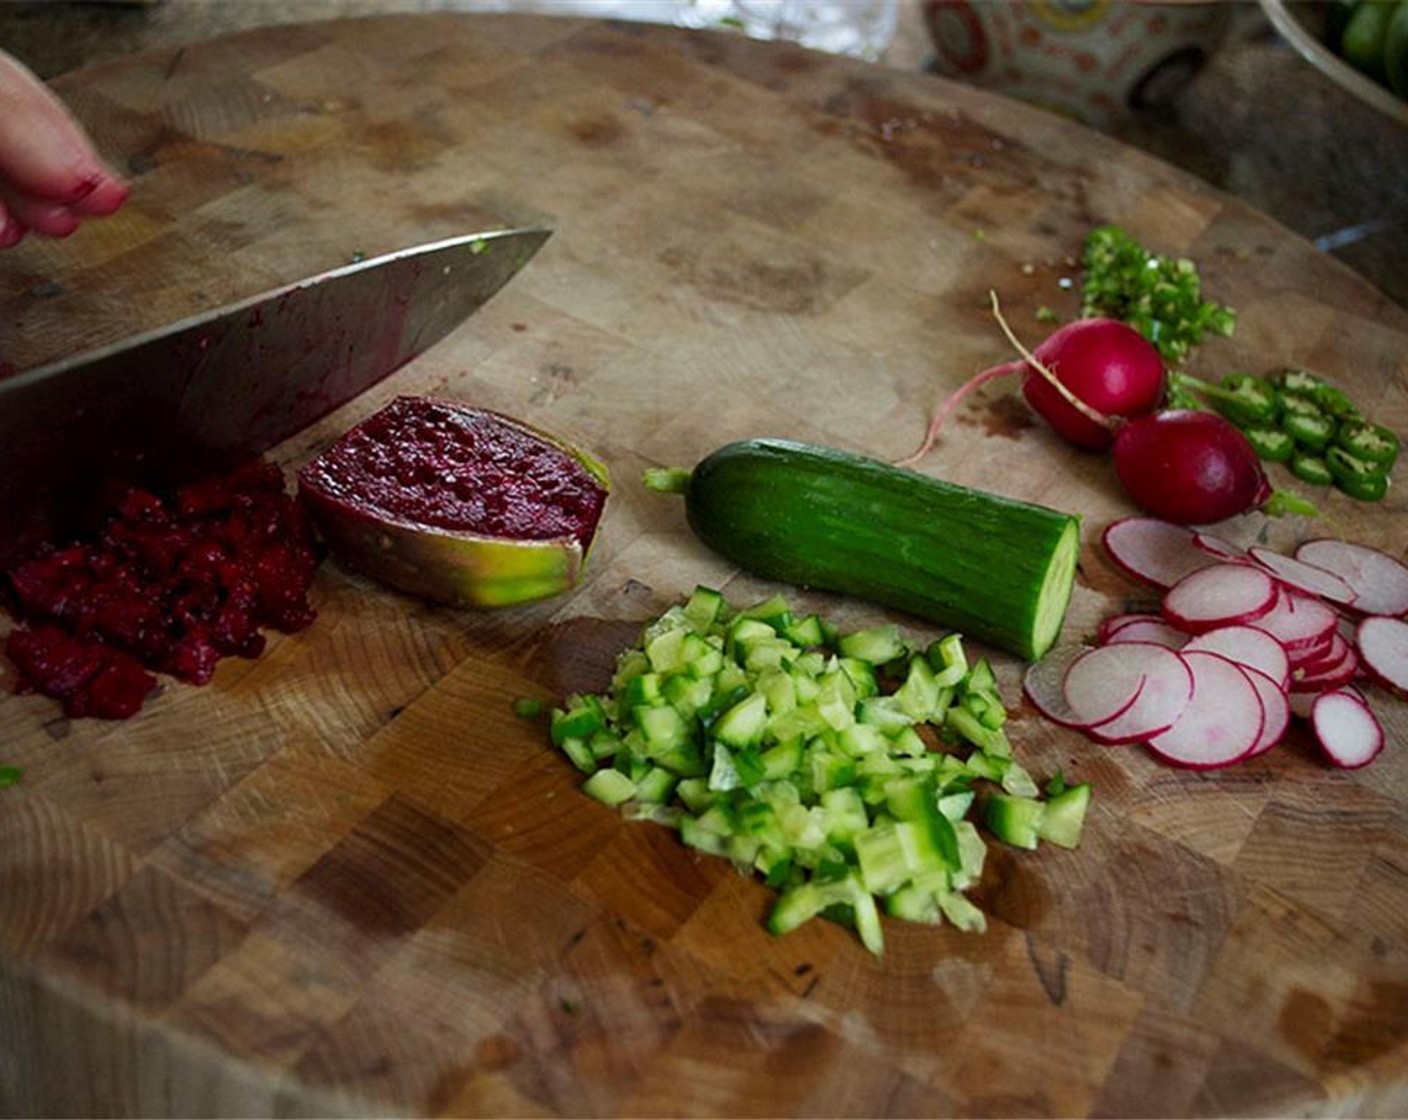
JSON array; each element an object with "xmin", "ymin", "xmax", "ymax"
[{"xmin": 2, "ymin": 13, "xmax": 1407, "ymax": 1117}]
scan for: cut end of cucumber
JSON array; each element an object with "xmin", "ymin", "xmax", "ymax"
[{"xmin": 1030, "ymin": 518, "xmax": 1081, "ymax": 661}]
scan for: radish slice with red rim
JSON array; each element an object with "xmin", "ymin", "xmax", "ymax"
[
  {"xmin": 1290, "ymin": 644, "xmax": 1359, "ymax": 693},
  {"xmin": 1059, "ymin": 643, "xmax": 1160, "ymax": 731},
  {"xmin": 1079, "ymin": 643, "xmax": 1195, "ymax": 744},
  {"xmin": 1248, "ymin": 589, "xmax": 1338, "ymax": 652},
  {"xmin": 1355, "ymin": 615, "xmax": 1408, "ymax": 695},
  {"xmin": 1183, "ymin": 625, "xmax": 1290, "ymax": 689},
  {"xmin": 1242, "ymin": 665, "xmax": 1290, "ymax": 758},
  {"xmin": 1023, "ymin": 644, "xmax": 1107, "ymax": 728},
  {"xmin": 1247, "ymin": 546, "xmax": 1357, "ymax": 607},
  {"xmin": 1294, "ymin": 539, "xmax": 1408, "ymax": 617},
  {"xmin": 1192, "ymin": 531, "xmax": 1246, "ymax": 561},
  {"xmin": 1144, "ymin": 651, "xmax": 1266, "ymax": 770},
  {"xmin": 1310, "ymin": 687, "xmax": 1384, "ymax": 769},
  {"xmin": 1104, "ymin": 618, "xmax": 1188, "ymax": 649},
  {"xmin": 1162, "ymin": 563, "xmax": 1279, "ymax": 634},
  {"xmin": 1289, "ymin": 629, "xmax": 1354, "ymax": 678},
  {"xmin": 1102, "ymin": 517, "xmax": 1217, "ymax": 589},
  {"xmin": 1286, "ymin": 626, "xmax": 1339, "ymax": 669},
  {"xmin": 1098, "ymin": 612, "xmax": 1165, "ymax": 643}
]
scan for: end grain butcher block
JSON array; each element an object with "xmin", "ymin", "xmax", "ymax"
[{"xmin": 3, "ymin": 12, "xmax": 1407, "ymax": 1118}]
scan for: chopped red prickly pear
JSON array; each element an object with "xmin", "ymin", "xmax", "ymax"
[{"xmin": 3, "ymin": 458, "xmax": 320, "ymax": 720}]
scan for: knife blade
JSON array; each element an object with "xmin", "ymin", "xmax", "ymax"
[{"xmin": 0, "ymin": 227, "xmax": 551, "ymax": 567}]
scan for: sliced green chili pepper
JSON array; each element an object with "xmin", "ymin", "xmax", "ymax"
[
  {"xmin": 1272, "ymin": 367, "xmax": 1326, "ymax": 396},
  {"xmin": 1212, "ymin": 373, "xmax": 1279, "ymax": 427},
  {"xmin": 1289, "ymin": 450, "xmax": 1334, "ymax": 487},
  {"xmin": 1313, "ymin": 384, "xmax": 1363, "ymax": 422},
  {"xmin": 1243, "ymin": 426, "xmax": 1296, "ymax": 462},
  {"xmin": 1326, "ymin": 443, "xmax": 1389, "ymax": 476},
  {"xmin": 1276, "ymin": 392, "xmax": 1324, "ymax": 420},
  {"xmin": 1283, "ymin": 410, "xmax": 1336, "ymax": 451},
  {"xmin": 1327, "ymin": 448, "xmax": 1390, "ymax": 501},
  {"xmin": 1336, "ymin": 420, "xmax": 1401, "ymax": 467}
]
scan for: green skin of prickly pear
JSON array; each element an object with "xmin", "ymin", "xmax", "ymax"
[{"xmin": 298, "ymin": 403, "xmax": 609, "ymax": 609}]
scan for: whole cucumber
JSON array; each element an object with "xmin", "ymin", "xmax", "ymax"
[{"xmin": 650, "ymin": 439, "xmax": 1081, "ymax": 661}]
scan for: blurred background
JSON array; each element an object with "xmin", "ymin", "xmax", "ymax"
[{"xmin": 0, "ymin": 0, "xmax": 1404, "ymax": 310}]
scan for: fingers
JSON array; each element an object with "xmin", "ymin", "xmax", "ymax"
[
  {"xmin": 0, "ymin": 50, "xmax": 129, "ymax": 246},
  {"xmin": 0, "ymin": 185, "xmax": 82, "ymax": 238},
  {"xmin": 0, "ymin": 51, "xmax": 112, "ymax": 202},
  {"xmin": 0, "ymin": 199, "xmax": 23, "ymax": 249}
]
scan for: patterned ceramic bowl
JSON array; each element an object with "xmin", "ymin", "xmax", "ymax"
[{"xmin": 921, "ymin": 0, "xmax": 1232, "ymax": 126}]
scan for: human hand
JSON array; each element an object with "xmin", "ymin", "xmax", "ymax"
[{"xmin": 0, "ymin": 50, "xmax": 129, "ymax": 248}]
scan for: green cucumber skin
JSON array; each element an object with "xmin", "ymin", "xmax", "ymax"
[{"xmin": 683, "ymin": 440, "xmax": 1080, "ymax": 662}]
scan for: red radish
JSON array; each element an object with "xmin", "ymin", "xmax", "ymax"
[
  {"xmin": 1247, "ymin": 546, "xmax": 1357, "ymax": 607},
  {"xmin": 1104, "ymin": 617, "xmax": 1188, "ymax": 649},
  {"xmin": 1242, "ymin": 666, "xmax": 1291, "ymax": 758},
  {"xmin": 1310, "ymin": 687, "xmax": 1385, "ymax": 769},
  {"xmin": 1073, "ymin": 643, "xmax": 1194, "ymax": 744},
  {"xmin": 1294, "ymin": 540, "xmax": 1408, "ymax": 617},
  {"xmin": 1144, "ymin": 651, "xmax": 1266, "ymax": 769},
  {"xmin": 1112, "ymin": 410, "xmax": 1273, "ymax": 526},
  {"xmin": 897, "ymin": 300, "xmax": 1283, "ymax": 528},
  {"xmin": 1017, "ymin": 319, "xmax": 1166, "ymax": 451},
  {"xmin": 1183, "ymin": 625, "xmax": 1291, "ymax": 689},
  {"xmin": 1101, "ymin": 517, "xmax": 1216, "ymax": 589},
  {"xmin": 1355, "ymin": 615, "xmax": 1408, "ymax": 695},
  {"xmin": 1162, "ymin": 563, "xmax": 1279, "ymax": 634},
  {"xmin": 1248, "ymin": 589, "xmax": 1338, "ymax": 653},
  {"xmin": 896, "ymin": 298, "xmax": 1165, "ymax": 465}
]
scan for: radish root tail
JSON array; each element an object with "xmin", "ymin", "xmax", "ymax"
[
  {"xmin": 988, "ymin": 290, "xmax": 1115, "ymax": 432},
  {"xmin": 894, "ymin": 359, "xmax": 1022, "ymax": 468}
]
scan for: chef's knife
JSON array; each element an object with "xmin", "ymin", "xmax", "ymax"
[{"xmin": 0, "ymin": 227, "xmax": 550, "ymax": 567}]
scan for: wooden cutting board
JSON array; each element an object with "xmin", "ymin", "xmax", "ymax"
[{"xmin": 2, "ymin": 13, "xmax": 1407, "ymax": 1117}]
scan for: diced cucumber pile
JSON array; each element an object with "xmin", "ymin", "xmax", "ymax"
[{"xmin": 549, "ymin": 587, "xmax": 1091, "ymax": 955}]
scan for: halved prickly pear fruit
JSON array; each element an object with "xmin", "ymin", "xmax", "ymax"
[{"xmin": 297, "ymin": 396, "xmax": 609, "ymax": 608}]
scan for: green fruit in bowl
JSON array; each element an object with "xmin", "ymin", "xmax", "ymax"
[
  {"xmin": 1341, "ymin": 0, "xmax": 1393, "ymax": 84},
  {"xmin": 1385, "ymin": 0, "xmax": 1408, "ymax": 94}
]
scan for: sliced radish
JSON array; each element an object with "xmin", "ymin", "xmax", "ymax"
[
  {"xmin": 1162, "ymin": 563, "xmax": 1279, "ymax": 634},
  {"xmin": 1102, "ymin": 517, "xmax": 1217, "ymax": 589},
  {"xmin": 1144, "ymin": 651, "xmax": 1266, "ymax": 770},
  {"xmin": 1183, "ymin": 625, "xmax": 1290, "ymax": 689},
  {"xmin": 1104, "ymin": 617, "xmax": 1189, "ymax": 650},
  {"xmin": 1079, "ymin": 644, "xmax": 1195, "ymax": 744},
  {"xmin": 1247, "ymin": 546, "xmax": 1357, "ymax": 607},
  {"xmin": 1310, "ymin": 687, "xmax": 1384, "ymax": 769},
  {"xmin": 1192, "ymin": 531, "xmax": 1246, "ymax": 561},
  {"xmin": 1291, "ymin": 649, "xmax": 1360, "ymax": 694},
  {"xmin": 1023, "ymin": 644, "xmax": 1109, "ymax": 729},
  {"xmin": 1098, "ymin": 612, "xmax": 1165, "ymax": 643},
  {"xmin": 1289, "ymin": 631, "xmax": 1351, "ymax": 673},
  {"xmin": 1295, "ymin": 539, "xmax": 1408, "ymax": 617},
  {"xmin": 1248, "ymin": 589, "xmax": 1338, "ymax": 653},
  {"xmin": 1242, "ymin": 665, "xmax": 1291, "ymax": 758},
  {"xmin": 1060, "ymin": 643, "xmax": 1160, "ymax": 731},
  {"xmin": 1355, "ymin": 615, "xmax": 1408, "ymax": 695}
]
